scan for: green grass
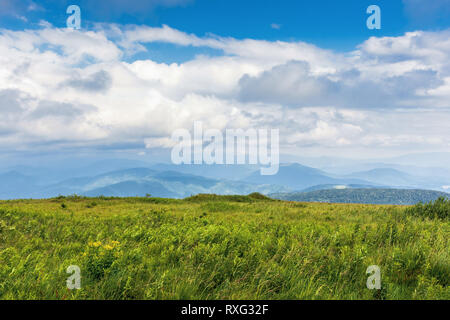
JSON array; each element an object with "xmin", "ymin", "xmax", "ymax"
[{"xmin": 0, "ymin": 194, "xmax": 448, "ymax": 300}]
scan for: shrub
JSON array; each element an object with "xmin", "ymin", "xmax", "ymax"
[
  {"xmin": 185, "ymin": 193, "xmax": 272, "ymax": 203},
  {"xmin": 84, "ymin": 241, "xmax": 121, "ymax": 280},
  {"xmin": 406, "ymin": 197, "xmax": 450, "ymax": 220},
  {"xmin": 86, "ymin": 201, "xmax": 97, "ymax": 208},
  {"xmin": 248, "ymin": 192, "xmax": 273, "ymax": 201}
]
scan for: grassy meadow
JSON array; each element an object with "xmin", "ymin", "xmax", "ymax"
[{"xmin": 0, "ymin": 194, "xmax": 448, "ymax": 300}]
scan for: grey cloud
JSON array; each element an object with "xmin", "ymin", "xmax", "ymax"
[
  {"xmin": 0, "ymin": 125, "xmax": 16, "ymax": 135},
  {"xmin": 337, "ymin": 69, "xmax": 445, "ymax": 109},
  {"xmin": 0, "ymin": 89, "xmax": 22, "ymax": 136},
  {"xmin": 12, "ymin": 62, "xmax": 31, "ymax": 77},
  {"xmin": 28, "ymin": 100, "xmax": 97, "ymax": 120},
  {"xmin": 237, "ymin": 60, "xmax": 445, "ymax": 109},
  {"xmin": 0, "ymin": 89, "xmax": 28, "ymax": 115},
  {"xmin": 63, "ymin": 70, "xmax": 112, "ymax": 93},
  {"xmin": 0, "ymin": 88, "xmax": 97, "ymax": 122},
  {"xmin": 238, "ymin": 61, "xmax": 339, "ymax": 107},
  {"xmin": 0, "ymin": 89, "xmax": 30, "ymax": 137}
]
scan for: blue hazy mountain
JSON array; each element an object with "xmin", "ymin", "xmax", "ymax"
[
  {"xmin": 1, "ymin": 159, "xmax": 449, "ymax": 200},
  {"xmin": 0, "ymin": 171, "xmax": 37, "ymax": 185},
  {"xmin": 152, "ymin": 171, "xmax": 218, "ymax": 188},
  {"xmin": 245, "ymin": 163, "xmax": 377, "ymax": 191},
  {"xmin": 35, "ymin": 168, "xmax": 159, "ymax": 198},
  {"xmin": 150, "ymin": 163, "xmax": 258, "ymax": 180},
  {"xmin": 290, "ymin": 153, "xmax": 450, "ymax": 187},
  {"xmin": 76, "ymin": 169, "xmax": 291, "ymax": 198},
  {"xmin": 343, "ymin": 168, "xmax": 448, "ymax": 190},
  {"xmin": 343, "ymin": 168, "xmax": 417, "ymax": 186},
  {"xmin": 387, "ymin": 152, "xmax": 450, "ymax": 168},
  {"xmin": 0, "ymin": 171, "xmax": 40, "ymax": 199},
  {"xmin": 0, "ymin": 158, "xmax": 154, "ymax": 185},
  {"xmin": 83, "ymin": 180, "xmax": 178, "ymax": 198},
  {"xmin": 321, "ymin": 162, "xmax": 450, "ymax": 179},
  {"xmin": 0, "ymin": 167, "xmax": 290, "ymax": 199}
]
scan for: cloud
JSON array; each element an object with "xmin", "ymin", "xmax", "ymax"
[
  {"xmin": 271, "ymin": 23, "xmax": 281, "ymax": 30},
  {"xmin": 238, "ymin": 61, "xmax": 339, "ymax": 106},
  {"xmin": 0, "ymin": 89, "xmax": 28, "ymax": 115},
  {"xmin": 0, "ymin": 88, "xmax": 103, "ymax": 150},
  {"xmin": 27, "ymin": 100, "xmax": 97, "ymax": 120},
  {"xmin": 111, "ymin": 24, "xmax": 341, "ymax": 68},
  {"xmin": 0, "ymin": 27, "xmax": 122, "ymax": 64},
  {"xmin": 356, "ymin": 30, "xmax": 450, "ymax": 67},
  {"xmin": 0, "ymin": 24, "xmax": 449, "ymax": 158},
  {"xmin": 238, "ymin": 62, "xmax": 446, "ymax": 109},
  {"xmin": 63, "ymin": 70, "xmax": 112, "ymax": 92}
]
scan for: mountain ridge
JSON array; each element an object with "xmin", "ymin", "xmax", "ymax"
[
  {"xmin": 271, "ymin": 188, "xmax": 449, "ymax": 205},
  {"xmin": 1, "ymin": 160, "xmax": 449, "ymax": 201}
]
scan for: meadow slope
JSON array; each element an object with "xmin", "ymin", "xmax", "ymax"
[{"xmin": 0, "ymin": 194, "xmax": 448, "ymax": 300}]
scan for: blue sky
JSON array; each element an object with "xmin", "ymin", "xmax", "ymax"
[
  {"xmin": 1, "ymin": 0, "xmax": 449, "ymax": 52},
  {"xmin": 0, "ymin": 0, "xmax": 450, "ymax": 164}
]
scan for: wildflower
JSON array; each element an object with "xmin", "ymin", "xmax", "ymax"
[{"xmin": 88, "ymin": 241, "xmax": 102, "ymax": 247}]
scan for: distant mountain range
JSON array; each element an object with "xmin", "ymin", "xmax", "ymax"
[
  {"xmin": 270, "ymin": 189, "xmax": 449, "ymax": 205},
  {"xmin": 0, "ymin": 160, "xmax": 448, "ymax": 204},
  {"xmin": 0, "ymin": 167, "xmax": 289, "ymax": 199},
  {"xmin": 245, "ymin": 163, "xmax": 382, "ymax": 190},
  {"xmin": 341, "ymin": 168, "xmax": 446, "ymax": 189}
]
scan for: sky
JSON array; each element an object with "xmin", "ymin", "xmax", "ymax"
[{"xmin": 0, "ymin": 0, "xmax": 450, "ymax": 165}]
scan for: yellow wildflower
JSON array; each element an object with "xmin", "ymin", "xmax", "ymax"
[{"xmin": 88, "ymin": 241, "xmax": 102, "ymax": 247}]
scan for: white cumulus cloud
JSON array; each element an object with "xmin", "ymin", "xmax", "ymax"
[{"xmin": 0, "ymin": 24, "xmax": 449, "ymax": 159}]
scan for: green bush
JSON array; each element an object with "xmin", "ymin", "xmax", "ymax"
[{"xmin": 406, "ymin": 197, "xmax": 450, "ymax": 220}]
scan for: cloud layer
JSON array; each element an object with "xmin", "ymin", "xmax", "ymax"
[{"xmin": 1, "ymin": 24, "xmax": 450, "ymax": 158}]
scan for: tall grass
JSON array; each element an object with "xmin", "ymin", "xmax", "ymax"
[{"xmin": 0, "ymin": 195, "xmax": 448, "ymax": 300}]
